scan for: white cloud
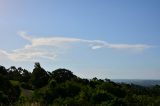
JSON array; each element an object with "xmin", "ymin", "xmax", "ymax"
[
  {"xmin": 17, "ymin": 31, "xmax": 33, "ymax": 41},
  {"xmin": 0, "ymin": 31, "xmax": 152, "ymax": 62},
  {"xmin": 107, "ymin": 44, "xmax": 150, "ymax": 51},
  {"xmin": 0, "ymin": 50, "xmax": 9, "ymax": 60}
]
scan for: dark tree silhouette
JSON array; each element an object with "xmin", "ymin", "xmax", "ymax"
[
  {"xmin": 7, "ymin": 66, "xmax": 22, "ymax": 81},
  {"xmin": 52, "ymin": 68, "xmax": 76, "ymax": 83},
  {"xmin": 21, "ymin": 68, "xmax": 31, "ymax": 82},
  {"xmin": 0, "ymin": 65, "xmax": 7, "ymax": 75},
  {"xmin": 31, "ymin": 62, "xmax": 49, "ymax": 88}
]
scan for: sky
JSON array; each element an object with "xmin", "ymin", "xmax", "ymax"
[{"xmin": 0, "ymin": 0, "xmax": 160, "ymax": 79}]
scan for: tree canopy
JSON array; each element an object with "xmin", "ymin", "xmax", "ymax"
[
  {"xmin": 0, "ymin": 63, "xmax": 160, "ymax": 106},
  {"xmin": 31, "ymin": 62, "xmax": 49, "ymax": 88}
]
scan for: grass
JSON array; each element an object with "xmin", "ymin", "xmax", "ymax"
[
  {"xmin": 20, "ymin": 88, "xmax": 33, "ymax": 97},
  {"xmin": 10, "ymin": 80, "xmax": 20, "ymax": 86}
]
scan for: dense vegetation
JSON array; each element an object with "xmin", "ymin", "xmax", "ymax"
[{"xmin": 0, "ymin": 63, "xmax": 160, "ymax": 106}]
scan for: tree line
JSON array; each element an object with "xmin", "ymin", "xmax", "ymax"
[{"xmin": 0, "ymin": 62, "xmax": 160, "ymax": 106}]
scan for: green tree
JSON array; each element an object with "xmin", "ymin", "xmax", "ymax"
[
  {"xmin": 0, "ymin": 65, "xmax": 7, "ymax": 75},
  {"xmin": 91, "ymin": 91, "xmax": 113, "ymax": 104},
  {"xmin": 7, "ymin": 66, "xmax": 22, "ymax": 81},
  {"xmin": 31, "ymin": 62, "xmax": 49, "ymax": 88},
  {"xmin": 52, "ymin": 68, "xmax": 76, "ymax": 83},
  {"xmin": 21, "ymin": 69, "xmax": 31, "ymax": 83}
]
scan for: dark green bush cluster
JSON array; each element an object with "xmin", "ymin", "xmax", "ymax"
[{"xmin": 0, "ymin": 63, "xmax": 160, "ymax": 106}]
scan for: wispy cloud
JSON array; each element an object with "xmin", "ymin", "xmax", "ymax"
[
  {"xmin": 0, "ymin": 50, "xmax": 9, "ymax": 60},
  {"xmin": 0, "ymin": 31, "xmax": 152, "ymax": 62}
]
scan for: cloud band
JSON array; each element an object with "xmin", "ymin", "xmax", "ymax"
[{"xmin": 0, "ymin": 31, "xmax": 151, "ymax": 61}]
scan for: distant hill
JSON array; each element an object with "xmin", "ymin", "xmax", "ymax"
[{"xmin": 112, "ymin": 79, "xmax": 160, "ymax": 86}]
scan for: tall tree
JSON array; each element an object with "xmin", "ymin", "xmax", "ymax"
[
  {"xmin": 0, "ymin": 65, "xmax": 7, "ymax": 76},
  {"xmin": 7, "ymin": 66, "xmax": 22, "ymax": 81},
  {"xmin": 21, "ymin": 69, "xmax": 31, "ymax": 83},
  {"xmin": 31, "ymin": 62, "xmax": 49, "ymax": 88}
]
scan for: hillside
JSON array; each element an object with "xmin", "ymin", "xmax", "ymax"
[{"xmin": 0, "ymin": 63, "xmax": 160, "ymax": 106}]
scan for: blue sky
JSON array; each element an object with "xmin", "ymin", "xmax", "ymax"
[{"xmin": 0, "ymin": 0, "xmax": 160, "ymax": 79}]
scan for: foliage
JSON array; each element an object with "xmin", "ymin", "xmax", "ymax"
[
  {"xmin": 0, "ymin": 63, "xmax": 160, "ymax": 106},
  {"xmin": 51, "ymin": 68, "xmax": 76, "ymax": 83},
  {"xmin": 31, "ymin": 62, "xmax": 49, "ymax": 88}
]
